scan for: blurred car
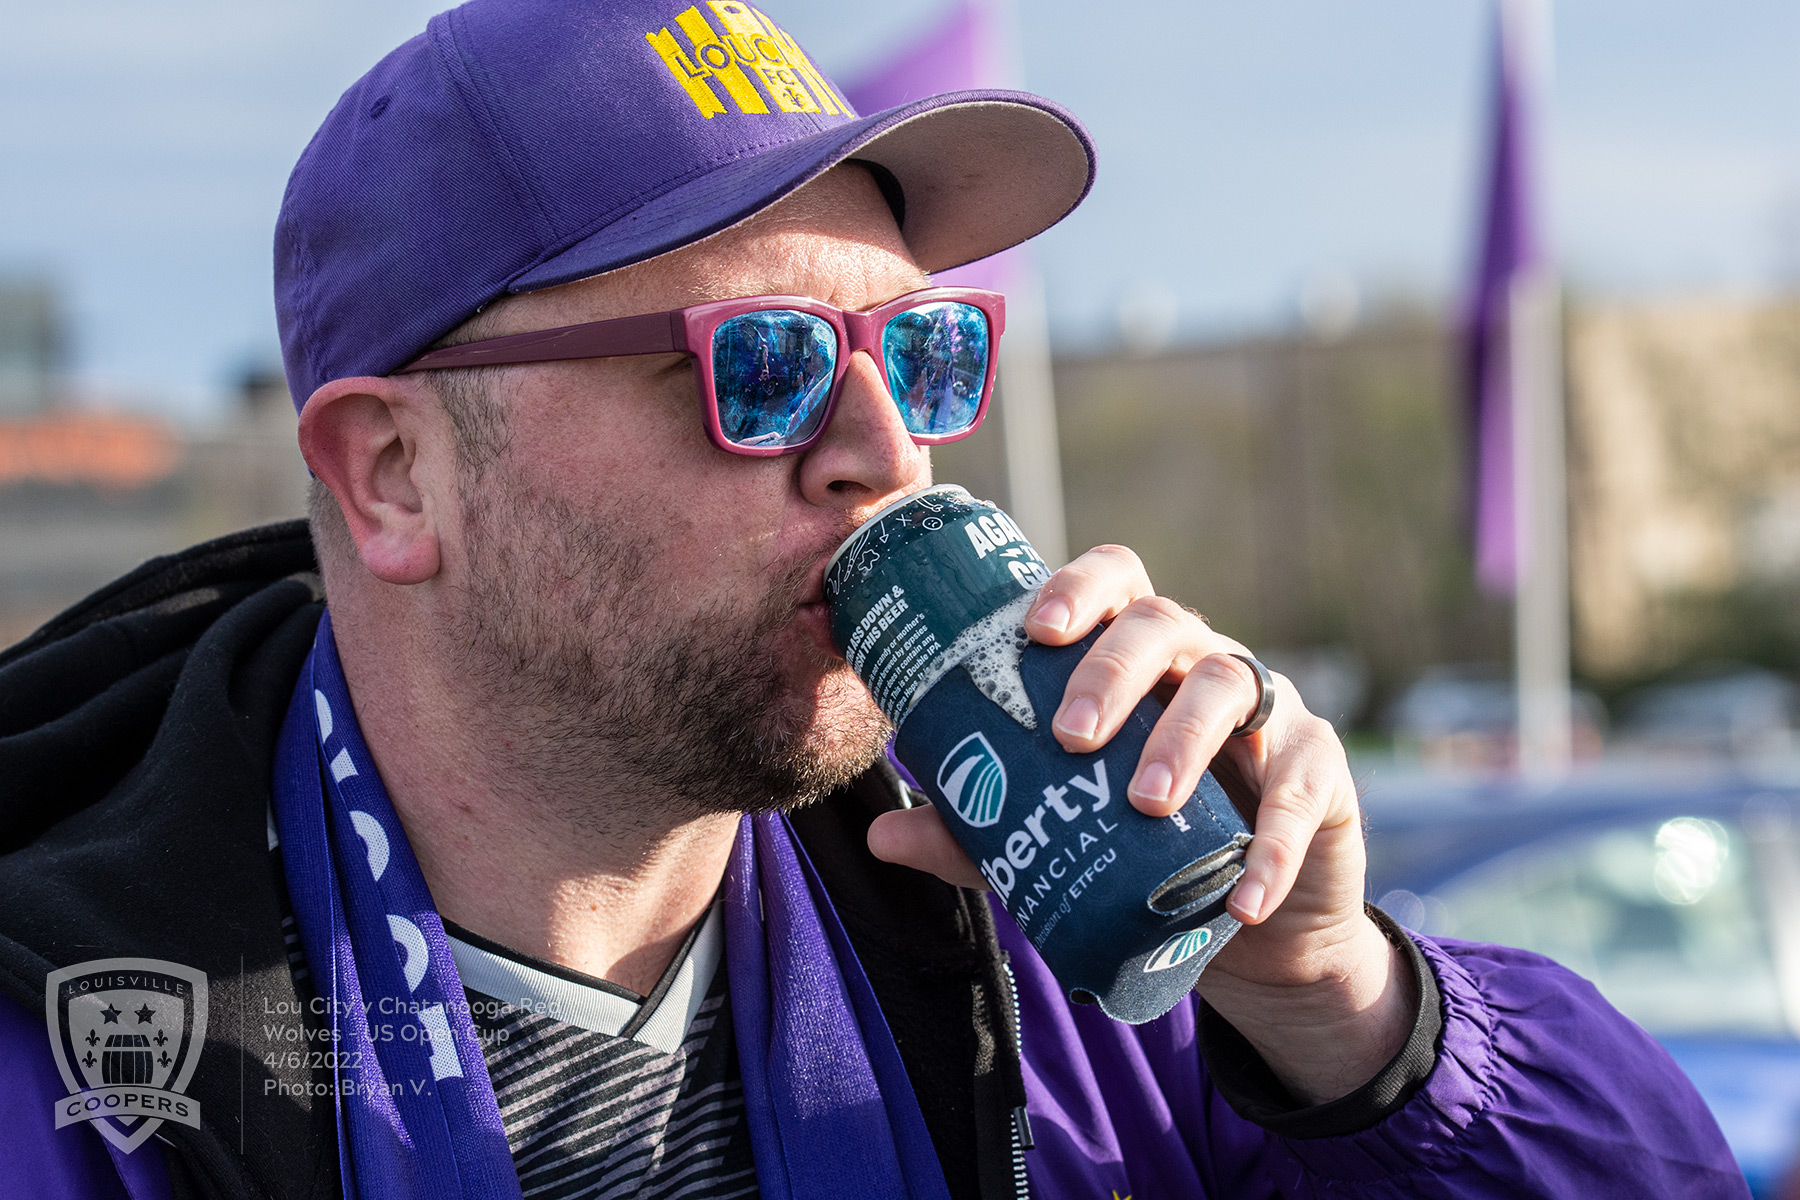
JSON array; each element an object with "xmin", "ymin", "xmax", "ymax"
[
  {"xmin": 1259, "ymin": 646, "xmax": 1369, "ymax": 732},
  {"xmin": 1615, "ymin": 666, "xmax": 1800, "ymax": 759},
  {"xmin": 1362, "ymin": 769, "xmax": 1800, "ymax": 1197},
  {"xmin": 1386, "ymin": 664, "xmax": 1607, "ymax": 768}
]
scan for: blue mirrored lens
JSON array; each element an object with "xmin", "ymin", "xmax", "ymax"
[
  {"xmin": 711, "ymin": 311, "xmax": 836, "ymax": 448},
  {"xmin": 881, "ymin": 302, "xmax": 990, "ymax": 436}
]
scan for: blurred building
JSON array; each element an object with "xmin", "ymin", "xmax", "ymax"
[
  {"xmin": 937, "ymin": 294, "xmax": 1800, "ymax": 733},
  {"xmin": 936, "ymin": 310, "xmax": 1511, "ymax": 725},
  {"xmin": 0, "ymin": 370, "xmax": 309, "ymax": 648},
  {"xmin": 1566, "ymin": 295, "xmax": 1800, "ymax": 685},
  {"xmin": 0, "ymin": 279, "xmax": 65, "ymax": 416}
]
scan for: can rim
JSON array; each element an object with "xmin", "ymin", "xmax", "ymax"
[{"xmin": 823, "ymin": 484, "xmax": 977, "ymax": 581}]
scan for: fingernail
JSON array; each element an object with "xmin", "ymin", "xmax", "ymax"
[
  {"xmin": 1056, "ymin": 696, "xmax": 1100, "ymax": 740},
  {"xmin": 1233, "ymin": 879, "xmax": 1266, "ymax": 922},
  {"xmin": 1131, "ymin": 761, "xmax": 1173, "ymax": 804},
  {"xmin": 1032, "ymin": 596, "xmax": 1071, "ymax": 635}
]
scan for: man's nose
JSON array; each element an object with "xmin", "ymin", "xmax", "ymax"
[{"xmin": 796, "ymin": 348, "xmax": 929, "ymax": 505}]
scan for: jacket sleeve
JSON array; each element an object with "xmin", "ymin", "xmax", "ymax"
[
  {"xmin": 1195, "ymin": 932, "xmax": 1751, "ymax": 1198},
  {"xmin": 0, "ymin": 989, "xmax": 170, "ymax": 1200}
]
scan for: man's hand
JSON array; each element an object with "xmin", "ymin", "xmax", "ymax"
[{"xmin": 866, "ymin": 545, "xmax": 1415, "ymax": 1106}]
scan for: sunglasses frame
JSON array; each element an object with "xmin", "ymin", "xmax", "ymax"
[{"xmin": 398, "ymin": 285, "xmax": 1007, "ymax": 457}]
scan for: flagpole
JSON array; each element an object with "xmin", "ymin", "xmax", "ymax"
[
  {"xmin": 1502, "ymin": 0, "xmax": 1572, "ymax": 778},
  {"xmin": 997, "ymin": 270, "xmax": 1069, "ymax": 567},
  {"xmin": 1511, "ymin": 266, "xmax": 1572, "ymax": 776}
]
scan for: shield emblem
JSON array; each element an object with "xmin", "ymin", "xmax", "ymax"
[
  {"xmin": 45, "ymin": 957, "xmax": 208, "ymax": 1153},
  {"xmin": 937, "ymin": 731, "xmax": 1007, "ymax": 827}
]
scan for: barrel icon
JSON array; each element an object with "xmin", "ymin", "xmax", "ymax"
[{"xmin": 102, "ymin": 1033, "xmax": 154, "ymax": 1084}]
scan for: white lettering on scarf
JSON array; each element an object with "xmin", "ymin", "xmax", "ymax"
[{"xmin": 314, "ymin": 689, "xmax": 465, "ymax": 1081}]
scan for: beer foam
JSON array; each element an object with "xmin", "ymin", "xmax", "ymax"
[{"xmin": 906, "ymin": 593, "xmax": 1039, "ymax": 731}]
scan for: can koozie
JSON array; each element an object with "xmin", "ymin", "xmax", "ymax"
[{"xmin": 825, "ymin": 485, "xmax": 1251, "ymax": 1024}]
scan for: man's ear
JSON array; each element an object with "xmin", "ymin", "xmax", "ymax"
[{"xmin": 297, "ymin": 376, "xmax": 443, "ymax": 585}]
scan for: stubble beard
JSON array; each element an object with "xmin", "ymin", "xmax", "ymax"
[{"xmin": 448, "ymin": 466, "xmax": 893, "ymax": 827}]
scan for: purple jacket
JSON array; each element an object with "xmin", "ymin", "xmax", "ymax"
[{"xmin": 1000, "ymin": 916, "xmax": 1748, "ymax": 1197}]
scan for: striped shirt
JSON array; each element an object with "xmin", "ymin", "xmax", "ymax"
[
  {"xmin": 272, "ymin": 817, "xmax": 758, "ymax": 1200},
  {"xmin": 450, "ymin": 906, "xmax": 759, "ymax": 1200}
]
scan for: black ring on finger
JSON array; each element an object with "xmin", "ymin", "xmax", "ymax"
[{"xmin": 1228, "ymin": 653, "xmax": 1275, "ymax": 736}]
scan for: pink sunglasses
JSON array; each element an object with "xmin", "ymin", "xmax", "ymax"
[{"xmin": 399, "ymin": 286, "xmax": 1006, "ymax": 457}]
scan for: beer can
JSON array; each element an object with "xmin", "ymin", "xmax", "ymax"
[{"xmin": 825, "ymin": 485, "xmax": 1252, "ymax": 1024}]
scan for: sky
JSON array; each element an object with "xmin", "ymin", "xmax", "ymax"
[{"xmin": 2, "ymin": 0, "xmax": 1797, "ymax": 417}]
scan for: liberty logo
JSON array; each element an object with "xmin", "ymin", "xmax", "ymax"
[
  {"xmin": 645, "ymin": 3, "xmax": 848, "ymax": 119},
  {"xmin": 45, "ymin": 958, "xmax": 207, "ymax": 1153},
  {"xmin": 1142, "ymin": 927, "xmax": 1211, "ymax": 973},
  {"xmin": 937, "ymin": 732, "xmax": 1008, "ymax": 828}
]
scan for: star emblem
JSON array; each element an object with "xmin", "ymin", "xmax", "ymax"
[
  {"xmin": 135, "ymin": 1003, "xmax": 156, "ymax": 1024},
  {"xmin": 100, "ymin": 1004, "xmax": 122, "ymax": 1024}
]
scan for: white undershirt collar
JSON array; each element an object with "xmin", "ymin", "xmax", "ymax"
[{"xmin": 447, "ymin": 903, "xmax": 725, "ymax": 1056}]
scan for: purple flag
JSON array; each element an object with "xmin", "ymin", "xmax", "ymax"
[
  {"xmin": 1465, "ymin": 0, "xmax": 1546, "ymax": 593},
  {"xmin": 842, "ymin": 2, "xmax": 1023, "ymax": 294}
]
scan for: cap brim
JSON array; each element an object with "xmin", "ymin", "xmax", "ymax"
[{"xmin": 507, "ymin": 89, "xmax": 1095, "ymax": 292}]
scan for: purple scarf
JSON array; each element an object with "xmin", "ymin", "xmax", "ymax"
[
  {"xmin": 724, "ymin": 812, "xmax": 951, "ymax": 1198},
  {"xmin": 273, "ymin": 612, "xmax": 949, "ymax": 1199}
]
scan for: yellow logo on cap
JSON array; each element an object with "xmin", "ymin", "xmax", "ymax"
[{"xmin": 645, "ymin": 2, "xmax": 849, "ymax": 118}]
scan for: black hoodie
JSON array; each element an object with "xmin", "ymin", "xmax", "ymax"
[{"xmin": 0, "ymin": 521, "xmax": 1030, "ymax": 1200}]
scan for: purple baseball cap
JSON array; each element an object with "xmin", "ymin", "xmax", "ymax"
[{"xmin": 275, "ymin": 0, "xmax": 1096, "ymax": 413}]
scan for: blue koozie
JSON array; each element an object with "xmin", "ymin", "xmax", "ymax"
[{"xmin": 825, "ymin": 485, "xmax": 1252, "ymax": 1024}]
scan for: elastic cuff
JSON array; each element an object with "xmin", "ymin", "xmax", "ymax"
[{"xmin": 1197, "ymin": 903, "xmax": 1443, "ymax": 1139}]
